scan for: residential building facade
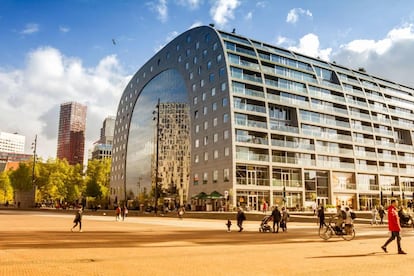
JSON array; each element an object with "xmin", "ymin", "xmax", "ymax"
[
  {"xmin": 110, "ymin": 25, "xmax": 414, "ymax": 211},
  {"xmin": 91, "ymin": 116, "xmax": 115, "ymax": 160},
  {"xmin": 57, "ymin": 102, "xmax": 87, "ymax": 166}
]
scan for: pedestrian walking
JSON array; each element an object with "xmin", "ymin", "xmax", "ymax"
[
  {"xmin": 115, "ymin": 205, "xmax": 121, "ymax": 221},
  {"xmin": 281, "ymin": 206, "xmax": 289, "ymax": 232},
  {"xmin": 71, "ymin": 206, "xmax": 83, "ymax": 232},
  {"xmin": 121, "ymin": 205, "xmax": 128, "ymax": 221},
  {"xmin": 271, "ymin": 205, "xmax": 281, "ymax": 233},
  {"xmin": 371, "ymin": 206, "xmax": 378, "ymax": 226},
  {"xmin": 225, "ymin": 219, "xmax": 232, "ymax": 232},
  {"xmin": 381, "ymin": 199, "xmax": 407, "ymax": 254},
  {"xmin": 236, "ymin": 207, "xmax": 246, "ymax": 232},
  {"xmin": 378, "ymin": 206, "xmax": 386, "ymax": 225},
  {"xmin": 317, "ymin": 205, "xmax": 325, "ymax": 228}
]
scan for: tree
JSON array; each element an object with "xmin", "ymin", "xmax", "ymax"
[
  {"xmin": 0, "ymin": 170, "xmax": 13, "ymax": 203},
  {"xmin": 9, "ymin": 162, "xmax": 33, "ymax": 191},
  {"xmin": 85, "ymin": 158, "xmax": 111, "ymax": 202}
]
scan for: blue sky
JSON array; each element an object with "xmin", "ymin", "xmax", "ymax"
[{"xmin": 1, "ymin": 0, "xmax": 414, "ymax": 160}]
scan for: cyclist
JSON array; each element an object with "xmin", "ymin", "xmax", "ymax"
[
  {"xmin": 333, "ymin": 205, "xmax": 345, "ymax": 233},
  {"xmin": 344, "ymin": 206, "xmax": 353, "ymax": 235}
]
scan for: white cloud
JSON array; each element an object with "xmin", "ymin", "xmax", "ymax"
[
  {"xmin": 256, "ymin": 1, "xmax": 267, "ymax": 8},
  {"xmin": 245, "ymin": 11, "xmax": 253, "ymax": 20},
  {"xmin": 59, "ymin": 26, "xmax": 70, "ymax": 33},
  {"xmin": 332, "ymin": 24, "xmax": 414, "ymax": 87},
  {"xmin": 149, "ymin": 0, "xmax": 168, "ymax": 22},
  {"xmin": 0, "ymin": 47, "xmax": 130, "ymax": 160},
  {"xmin": 21, "ymin": 23, "xmax": 39, "ymax": 34},
  {"xmin": 210, "ymin": 0, "xmax": 241, "ymax": 27},
  {"xmin": 288, "ymin": 33, "xmax": 332, "ymax": 61},
  {"xmin": 286, "ymin": 8, "xmax": 312, "ymax": 24},
  {"xmin": 176, "ymin": 0, "xmax": 203, "ymax": 9}
]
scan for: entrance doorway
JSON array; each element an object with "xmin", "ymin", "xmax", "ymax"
[
  {"xmin": 248, "ymin": 195, "xmax": 258, "ymax": 211},
  {"xmin": 317, "ymin": 197, "xmax": 328, "ymax": 207}
]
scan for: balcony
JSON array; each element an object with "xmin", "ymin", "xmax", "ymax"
[
  {"xmin": 232, "ymin": 85, "xmax": 265, "ymax": 98},
  {"xmin": 236, "ymin": 134, "xmax": 268, "ymax": 145},
  {"xmin": 269, "ymin": 122, "xmax": 299, "ymax": 134},
  {"xmin": 235, "ymin": 117, "xmax": 267, "ymax": 129},
  {"xmin": 234, "ymin": 102, "xmax": 266, "ymax": 114},
  {"xmin": 271, "ymin": 139, "xmax": 315, "ymax": 151},
  {"xmin": 236, "ymin": 152, "xmax": 268, "ymax": 162}
]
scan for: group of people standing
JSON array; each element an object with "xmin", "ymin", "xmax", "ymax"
[{"xmin": 270, "ymin": 205, "xmax": 289, "ymax": 233}]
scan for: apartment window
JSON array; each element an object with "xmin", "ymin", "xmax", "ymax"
[
  {"xmin": 214, "ymin": 133, "xmax": 218, "ymax": 143},
  {"xmin": 219, "ymin": 67, "xmax": 225, "ymax": 77},
  {"xmin": 214, "ymin": 150, "xmax": 219, "ymax": 159},
  {"xmin": 213, "ymin": 117, "xmax": 218, "ymax": 126},
  {"xmin": 194, "ymin": 154, "xmax": 199, "ymax": 163},
  {"xmin": 195, "ymin": 139, "xmax": 199, "ymax": 148},
  {"xmin": 207, "ymin": 61, "xmax": 212, "ymax": 69},
  {"xmin": 185, "ymin": 62, "xmax": 189, "ymax": 70},
  {"xmin": 192, "ymin": 84, "xmax": 196, "ymax": 92},
  {"xmin": 223, "ymin": 113, "xmax": 229, "ymax": 123},
  {"xmin": 194, "ymin": 173, "xmax": 199, "ymax": 185},
  {"xmin": 224, "ymin": 130, "xmax": 229, "ymax": 139},
  {"xmin": 201, "ymin": 79, "xmax": 205, "ymax": 87},
  {"xmin": 203, "ymin": 106, "xmax": 208, "ymax": 115},
  {"xmin": 209, "ymin": 73, "xmax": 215, "ymax": 82},
  {"xmin": 224, "ymin": 147, "xmax": 229, "ymax": 156},
  {"xmin": 194, "ymin": 110, "xmax": 199, "ymax": 119},
  {"xmin": 193, "ymin": 56, "xmax": 198, "ymax": 64},
  {"xmin": 196, "ymin": 41, "xmax": 200, "ymax": 50},
  {"xmin": 178, "ymin": 55, "xmax": 182, "ymax": 62},
  {"xmin": 195, "ymin": 124, "xmax": 200, "ymax": 133},
  {"xmin": 193, "ymin": 96, "xmax": 198, "ymax": 105},
  {"xmin": 203, "ymin": 49, "xmax": 208, "ymax": 58},
  {"xmin": 217, "ymin": 54, "xmax": 222, "ymax": 63},
  {"xmin": 212, "ymin": 102, "xmax": 217, "ymax": 111},
  {"xmin": 211, "ymin": 87, "xmax": 216, "ymax": 96},
  {"xmin": 221, "ymin": 82, "xmax": 227, "ymax": 91},
  {"xmin": 204, "ymin": 152, "xmax": 209, "ymax": 161},
  {"xmin": 202, "ymin": 92, "xmax": 207, "ymax": 101},
  {"xmin": 213, "ymin": 170, "xmax": 218, "ymax": 183},
  {"xmin": 213, "ymin": 42, "xmax": 218, "ymax": 51},
  {"xmin": 222, "ymin": 97, "xmax": 228, "ymax": 107},
  {"xmin": 189, "ymin": 72, "xmax": 193, "ymax": 80},
  {"xmin": 204, "ymin": 121, "xmax": 208, "ymax": 130},
  {"xmin": 186, "ymin": 49, "xmax": 191, "ymax": 57},
  {"xmin": 203, "ymin": 172, "xmax": 208, "ymax": 184},
  {"xmin": 204, "ymin": 136, "xmax": 208, "ymax": 145},
  {"xmin": 224, "ymin": 168, "xmax": 230, "ymax": 182}
]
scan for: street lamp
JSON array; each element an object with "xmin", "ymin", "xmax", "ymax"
[{"xmin": 31, "ymin": 135, "xmax": 37, "ymax": 205}]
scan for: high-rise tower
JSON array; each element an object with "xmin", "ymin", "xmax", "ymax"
[{"xmin": 57, "ymin": 102, "xmax": 87, "ymax": 166}]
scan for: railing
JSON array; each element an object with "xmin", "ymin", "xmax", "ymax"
[
  {"xmin": 236, "ymin": 152, "xmax": 269, "ymax": 162},
  {"xmin": 271, "ymin": 139, "xmax": 315, "ymax": 151},
  {"xmin": 315, "ymin": 147, "xmax": 354, "ymax": 156},
  {"xmin": 354, "ymin": 151, "xmax": 377, "ymax": 159},
  {"xmin": 272, "ymin": 156, "xmax": 316, "ymax": 166},
  {"xmin": 236, "ymin": 177, "xmax": 270, "ymax": 186},
  {"xmin": 234, "ymin": 102, "xmax": 266, "ymax": 113},
  {"xmin": 236, "ymin": 135, "xmax": 268, "ymax": 145},
  {"xmin": 317, "ymin": 161, "xmax": 355, "ymax": 169},
  {"xmin": 267, "ymin": 94, "xmax": 310, "ymax": 107},
  {"xmin": 356, "ymin": 164, "xmax": 378, "ymax": 171},
  {"xmin": 351, "ymin": 124, "xmax": 373, "ymax": 133},
  {"xmin": 378, "ymin": 166, "xmax": 399, "ymax": 173},
  {"xmin": 235, "ymin": 118, "xmax": 267, "ymax": 129},
  {"xmin": 310, "ymin": 104, "xmax": 349, "ymax": 115},
  {"xmin": 232, "ymin": 85, "xmax": 265, "ymax": 98},
  {"xmin": 269, "ymin": 122, "xmax": 299, "ymax": 133},
  {"xmin": 377, "ymin": 154, "xmax": 397, "ymax": 161}
]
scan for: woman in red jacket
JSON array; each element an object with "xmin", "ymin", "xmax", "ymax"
[{"xmin": 381, "ymin": 199, "xmax": 406, "ymax": 254}]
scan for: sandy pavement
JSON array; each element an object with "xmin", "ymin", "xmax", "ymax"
[{"xmin": 0, "ymin": 209, "xmax": 413, "ymax": 276}]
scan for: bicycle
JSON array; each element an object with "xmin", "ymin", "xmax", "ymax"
[{"xmin": 318, "ymin": 217, "xmax": 355, "ymax": 241}]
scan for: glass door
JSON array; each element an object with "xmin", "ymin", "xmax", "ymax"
[
  {"xmin": 247, "ymin": 170, "xmax": 257, "ymax": 185},
  {"xmin": 248, "ymin": 195, "xmax": 258, "ymax": 211}
]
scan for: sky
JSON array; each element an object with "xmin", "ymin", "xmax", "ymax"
[{"xmin": 2, "ymin": 0, "xmax": 414, "ymax": 161}]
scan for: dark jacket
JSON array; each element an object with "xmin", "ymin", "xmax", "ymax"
[
  {"xmin": 237, "ymin": 210, "xmax": 246, "ymax": 222},
  {"xmin": 271, "ymin": 208, "xmax": 281, "ymax": 222}
]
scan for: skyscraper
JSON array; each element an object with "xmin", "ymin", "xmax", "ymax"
[
  {"xmin": 57, "ymin": 102, "xmax": 87, "ymax": 166},
  {"xmin": 91, "ymin": 116, "xmax": 115, "ymax": 160}
]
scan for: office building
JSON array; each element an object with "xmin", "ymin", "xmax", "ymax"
[
  {"xmin": 57, "ymin": 102, "xmax": 87, "ymax": 166},
  {"xmin": 91, "ymin": 116, "xmax": 115, "ymax": 160},
  {"xmin": 110, "ymin": 25, "xmax": 414, "ymax": 211},
  {"xmin": 0, "ymin": 131, "xmax": 25, "ymax": 154}
]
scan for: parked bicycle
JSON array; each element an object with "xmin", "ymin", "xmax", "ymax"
[{"xmin": 319, "ymin": 217, "xmax": 355, "ymax": 241}]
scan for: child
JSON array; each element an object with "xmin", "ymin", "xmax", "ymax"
[{"xmin": 225, "ymin": 219, "xmax": 232, "ymax": 232}]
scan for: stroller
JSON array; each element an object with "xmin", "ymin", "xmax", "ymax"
[{"xmin": 259, "ymin": 215, "xmax": 273, "ymax": 232}]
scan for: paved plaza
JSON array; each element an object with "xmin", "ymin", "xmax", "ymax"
[{"xmin": 0, "ymin": 209, "xmax": 413, "ymax": 276}]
